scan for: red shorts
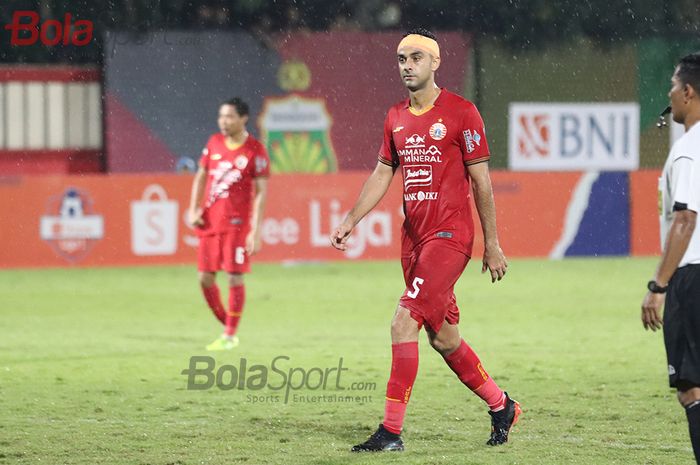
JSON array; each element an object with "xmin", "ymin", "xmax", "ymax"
[
  {"xmin": 398, "ymin": 240, "xmax": 469, "ymax": 332},
  {"xmin": 197, "ymin": 230, "xmax": 250, "ymax": 274}
]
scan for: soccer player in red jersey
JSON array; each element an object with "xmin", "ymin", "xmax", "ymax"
[
  {"xmin": 331, "ymin": 29, "xmax": 521, "ymax": 451},
  {"xmin": 188, "ymin": 98, "xmax": 270, "ymax": 351}
]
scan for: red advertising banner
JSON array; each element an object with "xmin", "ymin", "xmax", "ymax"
[
  {"xmin": 0, "ymin": 171, "xmax": 659, "ymax": 269},
  {"xmin": 0, "ymin": 173, "xmax": 403, "ymax": 268},
  {"xmin": 629, "ymin": 169, "xmax": 662, "ymax": 256}
]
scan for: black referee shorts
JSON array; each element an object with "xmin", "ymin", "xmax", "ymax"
[{"xmin": 664, "ymin": 264, "xmax": 700, "ymax": 389}]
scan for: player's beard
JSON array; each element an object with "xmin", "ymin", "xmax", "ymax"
[{"xmin": 404, "ymin": 74, "xmax": 429, "ymax": 93}]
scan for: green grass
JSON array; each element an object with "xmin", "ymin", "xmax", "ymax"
[{"xmin": 0, "ymin": 258, "xmax": 692, "ymax": 464}]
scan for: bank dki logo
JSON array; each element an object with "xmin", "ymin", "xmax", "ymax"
[{"xmin": 39, "ymin": 188, "xmax": 104, "ymax": 262}]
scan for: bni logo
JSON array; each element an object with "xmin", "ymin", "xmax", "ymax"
[
  {"xmin": 509, "ymin": 103, "xmax": 639, "ymax": 171},
  {"xmin": 516, "ymin": 114, "xmax": 550, "ymax": 158},
  {"xmin": 4, "ymin": 11, "xmax": 93, "ymax": 46}
]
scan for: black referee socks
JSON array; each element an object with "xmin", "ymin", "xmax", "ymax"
[{"xmin": 685, "ymin": 400, "xmax": 700, "ymax": 464}]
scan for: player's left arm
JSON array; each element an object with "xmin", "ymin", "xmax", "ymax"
[
  {"xmin": 468, "ymin": 161, "xmax": 507, "ymax": 283},
  {"xmin": 246, "ymin": 177, "xmax": 268, "ymax": 256}
]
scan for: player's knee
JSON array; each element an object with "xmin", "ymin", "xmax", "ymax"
[
  {"xmin": 429, "ymin": 337, "xmax": 459, "ymax": 356},
  {"xmin": 199, "ymin": 272, "xmax": 215, "ymax": 288},
  {"xmin": 390, "ymin": 317, "xmax": 405, "ymax": 338},
  {"xmin": 228, "ymin": 273, "xmax": 244, "ymax": 287},
  {"xmin": 391, "ymin": 308, "xmax": 418, "ymax": 341}
]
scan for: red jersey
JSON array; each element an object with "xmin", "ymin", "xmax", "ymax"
[
  {"xmin": 378, "ymin": 89, "xmax": 490, "ymax": 257},
  {"xmin": 197, "ymin": 133, "xmax": 270, "ymax": 236}
]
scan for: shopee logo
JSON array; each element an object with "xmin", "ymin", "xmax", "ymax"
[{"xmin": 4, "ymin": 11, "xmax": 93, "ymax": 46}]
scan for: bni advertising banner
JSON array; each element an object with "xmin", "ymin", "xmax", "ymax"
[{"xmin": 509, "ymin": 103, "xmax": 640, "ymax": 171}]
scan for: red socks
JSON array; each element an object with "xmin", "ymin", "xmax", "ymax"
[
  {"xmin": 201, "ymin": 284, "xmax": 226, "ymax": 324},
  {"xmin": 225, "ymin": 285, "xmax": 246, "ymax": 337},
  {"xmin": 383, "ymin": 342, "xmax": 419, "ymax": 434},
  {"xmin": 381, "ymin": 339, "xmax": 504, "ymax": 435},
  {"xmin": 444, "ymin": 339, "xmax": 506, "ymax": 411},
  {"xmin": 202, "ymin": 283, "xmax": 247, "ymax": 337}
]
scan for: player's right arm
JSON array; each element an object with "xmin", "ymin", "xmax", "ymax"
[
  {"xmin": 187, "ymin": 165, "xmax": 207, "ymax": 227},
  {"xmin": 188, "ymin": 142, "xmax": 212, "ymax": 227},
  {"xmin": 330, "ymin": 160, "xmax": 395, "ymax": 251}
]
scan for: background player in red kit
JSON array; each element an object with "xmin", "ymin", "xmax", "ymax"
[
  {"xmin": 188, "ymin": 98, "xmax": 269, "ymax": 351},
  {"xmin": 331, "ymin": 29, "xmax": 521, "ymax": 451}
]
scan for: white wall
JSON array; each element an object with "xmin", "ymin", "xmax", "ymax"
[{"xmin": 0, "ymin": 79, "xmax": 101, "ymax": 150}]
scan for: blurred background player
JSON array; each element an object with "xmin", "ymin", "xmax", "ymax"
[
  {"xmin": 188, "ymin": 98, "xmax": 269, "ymax": 351},
  {"xmin": 331, "ymin": 28, "xmax": 520, "ymax": 451},
  {"xmin": 641, "ymin": 52, "xmax": 700, "ymax": 464}
]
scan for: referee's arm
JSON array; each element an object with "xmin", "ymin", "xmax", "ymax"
[
  {"xmin": 656, "ymin": 207, "xmax": 698, "ymax": 286},
  {"xmin": 642, "ymin": 206, "xmax": 697, "ymax": 331}
]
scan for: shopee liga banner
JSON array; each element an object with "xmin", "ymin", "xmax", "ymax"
[
  {"xmin": 509, "ymin": 103, "xmax": 640, "ymax": 171},
  {"xmin": 0, "ymin": 171, "xmax": 657, "ymax": 268}
]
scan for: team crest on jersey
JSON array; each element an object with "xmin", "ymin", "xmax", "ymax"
[
  {"xmin": 463, "ymin": 129, "xmax": 482, "ymax": 153},
  {"xmin": 234, "ymin": 155, "xmax": 249, "ymax": 170},
  {"xmin": 39, "ymin": 188, "xmax": 104, "ymax": 263},
  {"xmin": 429, "ymin": 122, "xmax": 447, "ymax": 141}
]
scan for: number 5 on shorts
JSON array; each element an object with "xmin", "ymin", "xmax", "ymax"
[
  {"xmin": 407, "ymin": 277, "xmax": 424, "ymax": 299},
  {"xmin": 235, "ymin": 247, "xmax": 246, "ymax": 265}
]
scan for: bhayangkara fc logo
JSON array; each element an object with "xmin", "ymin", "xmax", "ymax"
[{"xmin": 258, "ymin": 95, "xmax": 338, "ymax": 173}]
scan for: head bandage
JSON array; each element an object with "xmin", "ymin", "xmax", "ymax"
[{"xmin": 397, "ymin": 34, "xmax": 440, "ymax": 58}]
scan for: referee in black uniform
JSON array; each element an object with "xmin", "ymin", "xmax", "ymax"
[{"xmin": 642, "ymin": 52, "xmax": 700, "ymax": 464}]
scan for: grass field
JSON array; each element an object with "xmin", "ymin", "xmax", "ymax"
[{"xmin": 0, "ymin": 258, "xmax": 693, "ymax": 464}]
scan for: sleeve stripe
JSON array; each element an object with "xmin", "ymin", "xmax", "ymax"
[
  {"xmin": 464, "ymin": 155, "xmax": 490, "ymax": 166},
  {"xmin": 673, "ymin": 202, "xmax": 689, "ymax": 211},
  {"xmin": 378, "ymin": 157, "xmax": 394, "ymax": 166}
]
